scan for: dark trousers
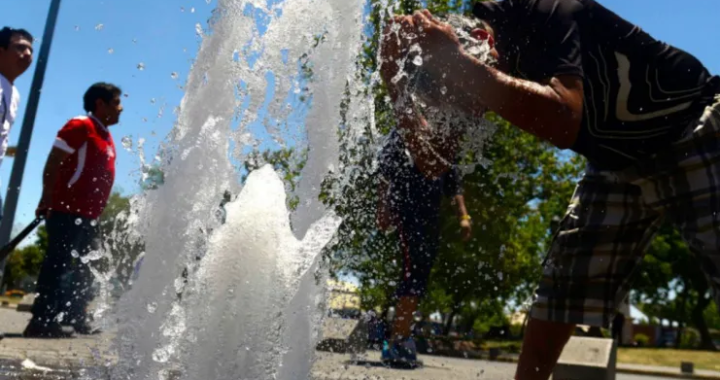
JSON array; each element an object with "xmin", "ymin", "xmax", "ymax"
[
  {"xmin": 612, "ymin": 325, "xmax": 624, "ymax": 341},
  {"xmin": 30, "ymin": 212, "xmax": 99, "ymax": 327}
]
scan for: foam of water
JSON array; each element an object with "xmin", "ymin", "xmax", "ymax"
[
  {"xmin": 176, "ymin": 165, "xmax": 340, "ymax": 380},
  {"xmin": 109, "ymin": 0, "xmax": 364, "ymax": 379}
]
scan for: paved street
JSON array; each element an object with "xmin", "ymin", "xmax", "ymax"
[
  {"xmin": 0, "ymin": 307, "xmax": 705, "ymax": 380},
  {"xmin": 313, "ymin": 351, "xmax": 674, "ymax": 380}
]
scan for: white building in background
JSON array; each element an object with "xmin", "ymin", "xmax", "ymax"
[{"xmin": 326, "ymin": 279, "xmax": 361, "ymax": 319}]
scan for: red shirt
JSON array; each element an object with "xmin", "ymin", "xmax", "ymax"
[{"xmin": 50, "ymin": 115, "xmax": 116, "ymax": 219}]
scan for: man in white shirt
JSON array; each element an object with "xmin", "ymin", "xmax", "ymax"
[{"xmin": 0, "ymin": 26, "xmax": 34, "ymax": 340}]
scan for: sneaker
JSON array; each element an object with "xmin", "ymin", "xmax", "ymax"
[
  {"xmin": 23, "ymin": 321, "xmax": 75, "ymax": 338},
  {"xmin": 381, "ymin": 338, "xmax": 418, "ymax": 368}
]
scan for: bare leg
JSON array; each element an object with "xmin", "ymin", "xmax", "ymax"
[
  {"xmin": 392, "ymin": 296, "xmax": 418, "ymax": 341},
  {"xmin": 515, "ymin": 318, "xmax": 575, "ymax": 380}
]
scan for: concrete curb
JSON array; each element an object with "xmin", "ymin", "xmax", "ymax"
[{"xmin": 488, "ymin": 354, "xmax": 720, "ymax": 380}]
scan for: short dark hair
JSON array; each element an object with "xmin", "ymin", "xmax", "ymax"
[
  {"xmin": 83, "ymin": 82, "xmax": 122, "ymax": 113},
  {"xmin": 0, "ymin": 27, "xmax": 33, "ymax": 49}
]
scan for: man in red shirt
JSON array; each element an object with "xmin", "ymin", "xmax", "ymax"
[{"xmin": 24, "ymin": 82, "xmax": 122, "ymax": 338}]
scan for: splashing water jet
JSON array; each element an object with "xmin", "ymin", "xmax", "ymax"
[{"xmin": 111, "ymin": 0, "xmax": 365, "ymax": 379}]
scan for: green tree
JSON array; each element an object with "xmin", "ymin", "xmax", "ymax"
[
  {"xmin": 1, "ymin": 225, "xmax": 48, "ymax": 290},
  {"xmin": 634, "ymin": 224, "xmax": 718, "ymax": 350},
  {"xmin": 242, "ymin": 147, "xmax": 307, "ymax": 211},
  {"xmin": 140, "ymin": 164, "xmax": 165, "ymax": 191}
]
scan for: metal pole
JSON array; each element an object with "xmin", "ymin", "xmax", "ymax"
[{"xmin": 0, "ymin": 0, "xmax": 62, "ymax": 289}]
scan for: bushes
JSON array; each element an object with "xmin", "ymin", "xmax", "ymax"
[
  {"xmin": 509, "ymin": 323, "xmax": 524, "ymax": 339},
  {"xmin": 679, "ymin": 328, "xmax": 700, "ymax": 349},
  {"xmin": 634, "ymin": 333, "xmax": 650, "ymax": 347}
]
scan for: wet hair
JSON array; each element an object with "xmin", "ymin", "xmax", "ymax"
[
  {"xmin": 0, "ymin": 27, "xmax": 33, "ymax": 49},
  {"xmin": 83, "ymin": 82, "xmax": 122, "ymax": 113}
]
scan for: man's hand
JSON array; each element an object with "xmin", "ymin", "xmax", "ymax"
[
  {"xmin": 380, "ymin": 15, "xmax": 418, "ymax": 102},
  {"xmin": 410, "ymin": 11, "xmax": 464, "ymax": 74},
  {"xmin": 460, "ymin": 218, "xmax": 472, "ymax": 242},
  {"xmin": 380, "ymin": 11, "xmax": 463, "ymax": 101},
  {"xmin": 35, "ymin": 200, "xmax": 49, "ymax": 219}
]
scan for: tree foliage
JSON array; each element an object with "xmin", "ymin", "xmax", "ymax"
[
  {"xmin": 1, "ymin": 226, "xmax": 47, "ymax": 290},
  {"xmin": 634, "ymin": 223, "xmax": 719, "ymax": 350},
  {"xmin": 242, "ymin": 147, "xmax": 307, "ymax": 211}
]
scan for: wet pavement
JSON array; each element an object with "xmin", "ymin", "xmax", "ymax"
[{"xmin": 0, "ymin": 307, "xmax": 705, "ymax": 380}]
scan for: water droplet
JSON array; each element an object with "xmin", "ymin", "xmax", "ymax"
[
  {"xmin": 191, "ymin": 7, "xmax": 196, "ymax": 13},
  {"xmin": 195, "ymin": 23, "xmax": 204, "ymax": 37},
  {"xmin": 412, "ymin": 55, "xmax": 423, "ymax": 66},
  {"xmin": 90, "ymin": 220, "xmax": 98, "ymax": 227},
  {"xmin": 440, "ymin": 86, "xmax": 447, "ymax": 95},
  {"xmin": 180, "ymin": 6, "xmax": 185, "ymax": 12},
  {"xmin": 74, "ymin": 26, "xmax": 80, "ymax": 32},
  {"xmin": 108, "ymin": 48, "xmax": 114, "ymax": 54},
  {"xmin": 121, "ymin": 136, "xmax": 133, "ymax": 151},
  {"xmin": 206, "ymin": 0, "xmax": 212, "ymax": 4},
  {"xmin": 150, "ymin": 98, "xmax": 156, "ymax": 104},
  {"xmin": 171, "ymin": 72, "xmax": 179, "ymax": 80},
  {"xmin": 132, "ymin": 38, "xmax": 138, "ymax": 44},
  {"xmin": 147, "ymin": 302, "xmax": 157, "ymax": 313},
  {"xmin": 95, "ymin": 24, "xmax": 104, "ymax": 31},
  {"xmin": 71, "ymin": 250, "xmax": 80, "ymax": 258},
  {"xmin": 152, "ymin": 348, "xmax": 170, "ymax": 363},
  {"xmin": 92, "ymin": 177, "xmax": 98, "ymax": 182},
  {"xmin": 137, "ymin": 62, "xmax": 145, "ymax": 71},
  {"xmin": 75, "ymin": 218, "xmax": 82, "ymax": 226}
]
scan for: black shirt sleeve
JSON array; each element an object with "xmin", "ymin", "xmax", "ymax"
[
  {"xmin": 442, "ymin": 166, "xmax": 464, "ymax": 198},
  {"xmin": 378, "ymin": 131, "xmax": 408, "ymax": 183},
  {"xmin": 474, "ymin": 0, "xmax": 585, "ymax": 80}
]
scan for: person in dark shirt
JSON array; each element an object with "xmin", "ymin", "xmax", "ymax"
[
  {"xmin": 376, "ymin": 130, "xmax": 471, "ymax": 367},
  {"xmin": 380, "ymin": 1, "xmax": 720, "ymax": 378},
  {"xmin": 612, "ymin": 312, "xmax": 625, "ymax": 344}
]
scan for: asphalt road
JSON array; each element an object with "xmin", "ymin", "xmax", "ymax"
[
  {"xmin": 312, "ymin": 351, "xmax": 672, "ymax": 380},
  {"xmin": 0, "ymin": 308, "xmax": 684, "ymax": 380}
]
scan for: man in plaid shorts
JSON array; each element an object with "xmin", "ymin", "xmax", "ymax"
[{"xmin": 380, "ymin": 0, "xmax": 720, "ymax": 379}]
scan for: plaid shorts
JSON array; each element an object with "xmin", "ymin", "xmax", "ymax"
[{"xmin": 531, "ymin": 95, "xmax": 720, "ymax": 327}]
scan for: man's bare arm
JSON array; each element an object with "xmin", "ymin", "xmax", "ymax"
[
  {"xmin": 453, "ymin": 193, "xmax": 472, "ymax": 241},
  {"xmin": 395, "ymin": 11, "xmax": 584, "ymax": 150},
  {"xmin": 449, "ymin": 56, "xmax": 583, "ymax": 149},
  {"xmin": 452, "ymin": 194, "xmax": 468, "ymax": 220}
]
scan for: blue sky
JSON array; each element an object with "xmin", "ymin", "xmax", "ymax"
[
  {"xmin": 1, "ymin": 0, "xmax": 214, "ymax": 228},
  {"xmin": 2, "ymin": 0, "xmax": 720, "ymax": 234}
]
